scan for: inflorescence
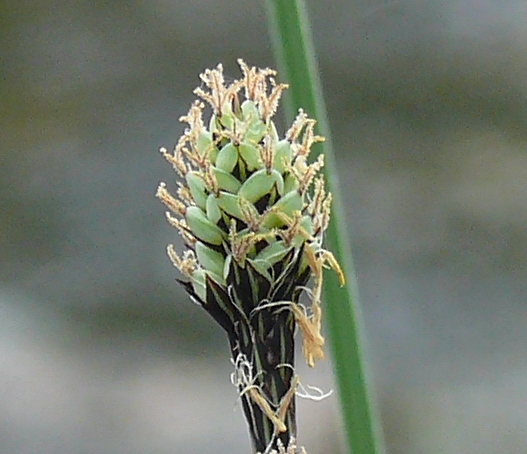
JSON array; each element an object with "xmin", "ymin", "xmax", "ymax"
[{"xmin": 157, "ymin": 60, "xmax": 343, "ymax": 454}]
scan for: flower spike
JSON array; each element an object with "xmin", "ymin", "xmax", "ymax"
[{"xmin": 157, "ymin": 60, "xmax": 343, "ymax": 454}]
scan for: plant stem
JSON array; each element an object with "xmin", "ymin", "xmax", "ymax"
[{"xmin": 265, "ymin": 1, "xmax": 386, "ymax": 453}]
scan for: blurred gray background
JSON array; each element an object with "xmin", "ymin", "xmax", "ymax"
[{"xmin": 2, "ymin": 1, "xmax": 527, "ymax": 453}]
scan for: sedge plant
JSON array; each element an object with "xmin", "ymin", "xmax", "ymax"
[{"xmin": 157, "ymin": 61, "xmax": 344, "ymax": 453}]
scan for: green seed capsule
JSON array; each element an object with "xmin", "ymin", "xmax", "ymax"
[
  {"xmin": 209, "ymin": 114, "xmax": 218, "ymax": 133},
  {"xmin": 245, "ymin": 120, "xmax": 267, "ymax": 144},
  {"xmin": 274, "ymin": 140, "xmax": 292, "ymax": 173},
  {"xmin": 185, "ymin": 171, "xmax": 208, "ymax": 209},
  {"xmin": 215, "ymin": 192, "xmax": 244, "ymax": 220},
  {"xmin": 238, "ymin": 142, "xmax": 260, "ymax": 170},
  {"xmin": 208, "ymin": 146, "xmax": 218, "ymax": 165},
  {"xmin": 195, "ymin": 241, "xmax": 225, "ymax": 279},
  {"xmin": 206, "ymin": 194, "xmax": 222, "ymax": 224},
  {"xmin": 274, "ymin": 190, "xmax": 304, "ymax": 213},
  {"xmin": 190, "ymin": 268, "xmax": 206, "ymax": 302},
  {"xmin": 215, "ymin": 143, "xmax": 238, "ymax": 173},
  {"xmin": 241, "ymin": 100, "xmax": 258, "ymax": 120},
  {"xmin": 185, "ymin": 206, "xmax": 224, "ymax": 245},
  {"xmin": 283, "ymin": 172, "xmax": 299, "ymax": 194},
  {"xmin": 291, "ymin": 215, "xmax": 314, "ymax": 248},
  {"xmin": 213, "ymin": 167, "xmax": 242, "ymax": 193},
  {"xmin": 252, "ymin": 240, "xmax": 292, "ymax": 270},
  {"xmin": 263, "ymin": 190, "xmax": 304, "ymax": 228},
  {"xmin": 196, "ymin": 129, "xmax": 213, "ymax": 156},
  {"xmin": 218, "ymin": 110, "xmax": 234, "ymax": 130},
  {"xmin": 300, "ymin": 215, "xmax": 313, "ymax": 236},
  {"xmin": 238, "ymin": 169, "xmax": 284, "ymax": 203},
  {"xmin": 223, "ymin": 254, "xmax": 232, "ymax": 281}
]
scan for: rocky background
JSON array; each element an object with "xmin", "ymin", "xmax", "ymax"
[{"xmin": 2, "ymin": 1, "xmax": 526, "ymax": 453}]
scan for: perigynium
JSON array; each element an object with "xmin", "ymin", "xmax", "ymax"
[{"xmin": 157, "ymin": 60, "xmax": 343, "ymax": 454}]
